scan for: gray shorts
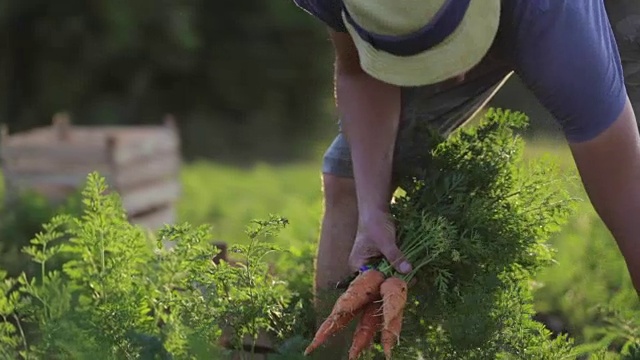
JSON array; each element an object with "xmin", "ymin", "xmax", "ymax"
[{"xmin": 323, "ymin": 1, "xmax": 640, "ymax": 180}]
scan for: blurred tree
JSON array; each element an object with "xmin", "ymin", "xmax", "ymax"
[
  {"xmin": 0, "ymin": 0, "xmax": 335, "ymax": 164},
  {"xmin": 2, "ymin": 0, "xmax": 636, "ymax": 164}
]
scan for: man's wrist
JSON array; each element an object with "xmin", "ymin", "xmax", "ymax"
[
  {"xmin": 353, "ymin": 162, "xmax": 395, "ymax": 223},
  {"xmin": 358, "ymin": 204, "xmax": 391, "ymax": 224}
]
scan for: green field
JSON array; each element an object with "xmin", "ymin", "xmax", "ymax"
[
  {"xmin": 0, "ymin": 121, "xmax": 637, "ymax": 359},
  {"xmin": 177, "ymin": 135, "xmax": 639, "ymax": 351}
]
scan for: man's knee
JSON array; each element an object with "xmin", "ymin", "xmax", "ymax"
[
  {"xmin": 322, "ymin": 173, "xmax": 357, "ymax": 208},
  {"xmin": 316, "ymin": 173, "xmax": 358, "ymax": 298}
]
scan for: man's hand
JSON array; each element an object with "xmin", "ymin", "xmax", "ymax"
[{"xmin": 349, "ymin": 210, "xmax": 413, "ymax": 274}]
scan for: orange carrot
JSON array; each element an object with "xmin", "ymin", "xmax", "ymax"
[
  {"xmin": 304, "ymin": 269, "xmax": 385, "ymax": 356},
  {"xmin": 380, "ymin": 308, "xmax": 404, "ymax": 360},
  {"xmin": 304, "ymin": 310, "xmax": 358, "ymax": 355},
  {"xmin": 379, "ymin": 277, "xmax": 408, "ymax": 329},
  {"xmin": 378, "ymin": 276, "xmax": 408, "ymax": 359},
  {"xmin": 348, "ymin": 300, "xmax": 383, "ymax": 360},
  {"xmin": 333, "ymin": 269, "xmax": 386, "ymax": 315}
]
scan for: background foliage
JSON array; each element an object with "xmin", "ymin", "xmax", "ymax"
[
  {"xmin": 0, "ymin": 0, "xmax": 335, "ymax": 164},
  {"xmin": 0, "ymin": 0, "xmax": 639, "ymax": 358},
  {"xmin": 0, "ymin": 114, "xmax": 637, "ymax": 358},
  {"xmin": 3, "ymin": 0, "xmax": 630, "ymax": 164}
]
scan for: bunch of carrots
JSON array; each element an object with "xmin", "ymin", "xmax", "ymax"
[
  {"xmin": 302, "ymin": 110, "xmax": 558, "ymax": 359},
  {"xmin": 303, "ymin": 213, "xmax": 442, "ymax": 359},
  {"xmin": 303, "ymin": 262, "xmax": 411, "ymax": 360}
]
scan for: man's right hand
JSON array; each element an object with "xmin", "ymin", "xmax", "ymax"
[{"xmin": 349, "ymin": 209, "xmax": 413, "ymax": 275}]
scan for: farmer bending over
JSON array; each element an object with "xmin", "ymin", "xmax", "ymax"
[{"xmin": 293, "ymin": 0, "xmax": 640, "ymax": 322}]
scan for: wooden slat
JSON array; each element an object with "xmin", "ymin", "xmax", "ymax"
[
  {"xmin": 1, "ymin": 122, "xmax": 179, "ymax": 168},
  {"xmin": 2, "ymin": 162, "xmax": 111, "ymax": 177},
  {"xmin": 3, "ymin": 162, "xmax": 110, "ymax": 174},
  {"xmin": 4, "ymin": 183, "xmax": 78, "ymax": 204},
  {"xmin": 115, "ymin": 152, "xmax": 181, "ymax": 190},
  {"xmin": 1, "ymin": 126, "xmax": 53, "ymax": 145},
  {"xmin": 113, "ymin": 130, "xmax": 179, "ymax": 165},
  {"xmin": 130, "ymin": 205, "xmax": 176, "ymax": 231},
  {"xmin": 0, "ymin": 143, "xmax": 109, "ymax": 167},
  {"xmin": 4, "ymin": 170, "xmax": 114, "ymax": 189},
  {"xmin": 2, "ymin": 125, "xmax": 167, "ymax": 146},
  {"xmin": 121, "ymin": 180, "xmax": 180, "ymax": 216}
]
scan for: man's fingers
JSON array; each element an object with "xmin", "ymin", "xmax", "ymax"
[
  {"xmin": 348, "ymin": 252, "xmax": 377, "ymax": 273},
  {"xmin": 348, "ymin": 240, "xmax": 366, "ymax": 272},
  {"xmin": 348, "ymin": 241, "xmax": 381, "ymax": 273},
  {"xmin": 348, "ymin": 252, "xmax": 365, "ymax": 273},
  {"xmin": 380, "ymin": 243, "xmax": 412, "ymax": 274}
]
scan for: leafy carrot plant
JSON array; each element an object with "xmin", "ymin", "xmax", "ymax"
[
  {"xmin": 0, "ymin": 172, "xmax": 301, "ymax": 359},
  {"xmin": 305, "ymin": 108, "xmax": 588, "ymax": 359},
  {"xmin": 383, "ymin": 109, "xmax": 581, "ymax": 359}
]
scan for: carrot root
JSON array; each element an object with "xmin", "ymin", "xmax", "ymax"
[
  {"xmin": 304, "ymin": 310, "xmax": 358, "ymax": 355},
  {"xmin": 378, "ymin": 276, "xmax": 408, "ymax": 359},
  {"xmin": 380, "ymin": 277, "xmax": 408, "ymax": 329},
  {"xmin": 380, "ymin": 310, "xmax": 404, "ymax": 360},
  {"xmin": 348, "ymin": 300, "xmax": 383, "ymax": 360},
  {"xmin": 305, "ymin": 269, "xmax": 385, "ymax": 356},
  {"xmin": 333, "ymin": 269, "xmax": 385, "ymax": 315}
]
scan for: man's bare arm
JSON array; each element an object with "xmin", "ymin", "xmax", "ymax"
[
  {"xmin": 569, "ymin": 97, "xmax": 640, "ymax": 295},
  {"xmin": 329, "ymin": 30, "xmax": 411, "ymax": 273},
  {"xmin": 330, "ymin": 30, "xmax": 400, "ymax": 217}
]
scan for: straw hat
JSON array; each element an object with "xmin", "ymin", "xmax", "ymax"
[{"xmin": 341, "ymin": 0, "xmax": 501, "ymax": 86}]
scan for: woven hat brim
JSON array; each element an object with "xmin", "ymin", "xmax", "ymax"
[{"xmin": 343, "ymin": 0, "xmax": 501, "ymax": 87}]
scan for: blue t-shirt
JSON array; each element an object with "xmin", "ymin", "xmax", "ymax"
[{"xmin": 293, "ymin": 0, "xmax": 627, "ymax": 143}]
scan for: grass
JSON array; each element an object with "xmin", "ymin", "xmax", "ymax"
[
  {"xmin": 175, "ymin": 135, "xmax": 638, "ymax": 349},
  {"xmin": 519, "ymin": 137, "xmax": 639, "ymax": 345}
]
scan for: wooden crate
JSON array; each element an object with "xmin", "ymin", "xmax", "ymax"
[{"xmin": 0, "ymin": 112, "xmax": 182, "ymax": 231}]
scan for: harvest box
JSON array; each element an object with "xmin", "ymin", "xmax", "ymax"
[{"xmin": 0, "ymin": 113, "xmax": 182, "ymax": 231}]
